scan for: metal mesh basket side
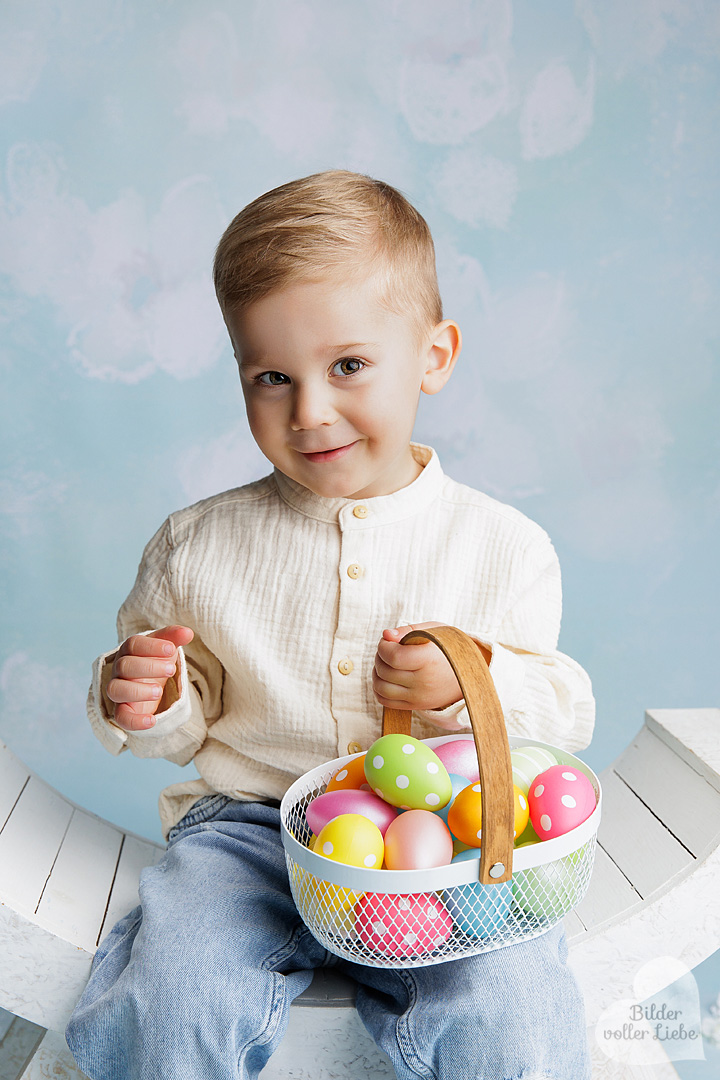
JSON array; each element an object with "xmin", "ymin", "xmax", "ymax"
[{"xmin": 285, "ymin": 835, "xmax": 597, "ymax": 969}]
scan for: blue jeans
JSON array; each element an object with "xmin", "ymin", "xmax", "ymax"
[{"xmin": 66, "ymin": 797, "xmax": 590, "ymax": 1080}]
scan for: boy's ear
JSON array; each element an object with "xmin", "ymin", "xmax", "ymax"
[{"xmin": 421, "ymin": 320, "xmax": 462, "ymax": 395}]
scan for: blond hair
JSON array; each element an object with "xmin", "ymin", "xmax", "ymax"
[{"xmin": 213, "ymin": 170, "xmax": 443, "ymax": 336}]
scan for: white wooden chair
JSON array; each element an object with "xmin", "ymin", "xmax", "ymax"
[{"xmin": 1, "ymin": 708, "xmax": 718, "ymax": 1080}]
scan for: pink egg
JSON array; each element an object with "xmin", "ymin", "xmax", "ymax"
[
  {"xmin": 528, "ymin": 765, "xmax": 597, "ymax": 840},
  {"xmin": 355, "ymin": 892, "xmax": 453, "ymax": 959},
  {"xmin": 305, "ymin": 789, "xmax": 398, "ymax": 837},
  {"xmin": 432, "ymin": 737, "xmax": 480, "ymax": 783},
  {"xmin": 383, "ymin": 810, "xmax": 454, "ymax": 870}
]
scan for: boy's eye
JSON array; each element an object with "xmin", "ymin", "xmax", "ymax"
[
  {"xmin": 333, "ymin": 358, "xmax": 364, "ymax": 377},
  {"xmin": 257, "ymin": 371, "xmax": 290, "ymax": 386}
]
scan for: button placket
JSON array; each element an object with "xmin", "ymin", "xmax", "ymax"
[{"xmin": 331, "ymin": 505, "xmax": 374, "ymax": 756}]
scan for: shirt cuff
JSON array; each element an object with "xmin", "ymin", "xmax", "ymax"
[{"xmin": 88, "ymin": 634, "xmax": 193, "ymax": 753}]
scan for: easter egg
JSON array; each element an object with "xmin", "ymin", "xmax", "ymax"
[
  {"xmin": 355, "ymin": 892, "xmax": 453, "ymax": 959},
  {"xmin": 306, "ymin": 789, "xmax": 398, "ymax": 837},
  {"xmin": 434, "ymin": 773, "xmax": 471, "ymax": 828},
  {"xmin": 313, "ymin": 814, "xmax": 384, "ymax": 869},
  {"xmin": 528, "ymin": 765, "xmax": 596, "ymax": 840},
  {"xmin": 289, "ymin": 863, "xmax": 360, "ymax": 937},
  {"xmin": 514, "ymin": 818, "xmax": 541, "ymax": 846},
  {"xmin": 364, "ymin": 735, "xmax": 452, "ymax": 810},
  {"xmin": 444, "ymin": 871, "xmax": 512, "ymax": 939},
  {"xmin": 446, "ymin": 782, "xmax": 530, "ymax": 846},
  {"xmin": 511, "ymin": 850, "xmax": 584, "ymax": 922},
  {"xmin": 432, "ymin": 737, "xmax": 479, "ymax": 783},
  {"xmin": 510, "ymin": 745, "xmax": 558, "ymax": 795},
  {"xmin": 383, "ymin": 810, "xmax": 453, "ymax": 871},
  {"xmin": 326, "ymin": 754, "xmax": 370, "ymax": 792},
  {"xmin": 305, "ymin": 880, "xmax": 362, "ymax": 929}
]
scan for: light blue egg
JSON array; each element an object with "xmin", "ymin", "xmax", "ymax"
[
  {"xmin": 445, "ymin": 847, "xmax": 511, "ymax": 938},
  {"xmin": 445, "ymin": 878, "xmax": 512, "ymax": 938},
  {"xmin": 434, "ymin": 773, "xmax": 470, "ymax": 828},
  {"xmin": 451, "ymin": 846, "xmax": 482, "ymax": 864}
]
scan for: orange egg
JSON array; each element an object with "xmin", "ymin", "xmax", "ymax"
[
  {"xmin": 326, "ymin": 754, "xmax": 370, "ymax": 792},
  {"xmin": 447, "ymin": 782, "xmax": 530, "ymax": 846}
]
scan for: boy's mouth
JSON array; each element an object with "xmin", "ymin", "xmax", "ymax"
[{"xmin": 299, "ymin": 442, "xmax": 358, "ymax": 463}]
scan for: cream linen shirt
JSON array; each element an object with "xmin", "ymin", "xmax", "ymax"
[{"xmin": 88, "ymin": 444, "xmax": 594, "ymax": 837}]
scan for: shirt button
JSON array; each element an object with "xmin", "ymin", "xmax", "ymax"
[
  {"xmin": 352, "ymin": 505, "xmax": 369, "ymax": 519},
  {"xmin": 347, "ymin": 741, "xmax": 363, "ymax": 755},
  {"xmin": 347, "ymin": 563, "xmax": 363, "ymax": 579},
  {"xmin": 337, "ymin": 658, "xmax": 354, "ymax": 676}
]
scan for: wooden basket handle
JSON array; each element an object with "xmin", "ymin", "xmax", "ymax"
[{"xmin": 382, "ymin": 625, "xmax": 514, "ymax": 885}]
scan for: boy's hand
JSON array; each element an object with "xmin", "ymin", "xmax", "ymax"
[
  {"xmin": 106, "ymin": 625, "xmax": 194, "ymax": 732},
  {"xmin": 372, "ymin": 622, "xmax": 466, "ymax": 713}
]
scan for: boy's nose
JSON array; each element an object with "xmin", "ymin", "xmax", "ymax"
[{"xmin": 289, "ymin": 384, "xmax": 337, "ymax": 431}]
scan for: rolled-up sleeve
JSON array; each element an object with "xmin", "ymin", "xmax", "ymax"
[{"xmin": 86, "ymin": 518, "xmax": 224, "ymax": 764}]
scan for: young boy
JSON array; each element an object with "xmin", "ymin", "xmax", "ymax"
[{"xmin": 66, "ymin": 171, "xmax": 595, "ymax": 1080}]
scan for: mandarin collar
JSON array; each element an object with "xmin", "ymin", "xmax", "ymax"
[{"xmin": 272, "ymin": 443, "xmax": 444, "ymax": 526}]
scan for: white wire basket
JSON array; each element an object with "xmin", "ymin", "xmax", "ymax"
[{"xmin": 280, "ymin": 626, "xmax": 601, "ymax": 968}]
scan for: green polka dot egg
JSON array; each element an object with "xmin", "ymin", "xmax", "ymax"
[{"xmin": 364, "ymin": 735, "xmax": 452, "ymax": 810}]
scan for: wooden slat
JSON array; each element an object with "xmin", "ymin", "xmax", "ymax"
[
  {"xmin": 98, "ymin": 835, "xmax": 164, "ymax": 944},
  {"xmin": 295, "ymin": 969, "xmax": 356, "ymax": 1008},
  {"xmin": 573, "ymin": 844, "xmax": 642, "ymax": 930},
  {"xmin": 0, "ymin": 1012, "xmax": 46, "ymax": 1079},
  {"xmin": 597, "ymin": 769, "xmax": 693, "ymax": 897},
  {"xmin": 563, "ymin": 909, "xmax": 586, "ymax": 941},
  {"xmin": 0, "ymin": 777, "xmax": 73, "ymax": 916},
  {"xmin": 0, "ymin": 743, "xmax": 30, "ymax": 832},
  {"xmin": 35, "ymin": 810, "xmax": 124, "ymax": 953},
  {"xmin": 613, "ymin": 725, "xmax": 720, "ymax": 856},
  {"xmin": 646, "ymin": 708, "xmax": 720, "ymax": 793}
]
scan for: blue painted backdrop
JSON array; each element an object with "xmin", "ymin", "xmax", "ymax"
[{"xmin": 1, "ymin": 1, "xmax": 718, "ymax": 1067}]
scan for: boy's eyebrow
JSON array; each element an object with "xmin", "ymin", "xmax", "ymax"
[
  {"xmin": 328, "ymin": 342, "xmax": 379, "ymax": 354},
  {"xmin": 238, "ymin": 343, "xmax": 378, "ymax": 369}
]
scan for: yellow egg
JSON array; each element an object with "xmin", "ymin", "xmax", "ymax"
[
  {"xmin": 447, "ymin": 782, "xmax": 530, "ymax": 846},
  {"xmin": 513, "ymin": 785, "xmax": 530, "ymax": 838},
  {"xmin": 306, "ymin": 880, "xmax": 362, "ymax": 923},
  {"xmin": 313, "ymin": 813, "xmax": 384, "ymax": 869},
  {"xmin": 290, "ymin": 864, "xmax": 360, "ymax": 932}
]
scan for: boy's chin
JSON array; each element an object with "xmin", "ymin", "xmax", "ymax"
[{"xmin": 288, "ymin": 467, "xmax": 376, "ymax": 501}]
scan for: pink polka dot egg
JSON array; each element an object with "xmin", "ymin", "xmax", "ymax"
[
  {"xmin": 528, "ymin": 765, "xmax": 597, "ymax": 840},
  {"xmin": 355, "ymin": 891, "xmax": 453, "ymax": 959}
]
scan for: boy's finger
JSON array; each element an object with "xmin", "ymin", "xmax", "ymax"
[
  {"xmin": 119, "ymin": 626, "xmax": 194, "ymax": 658},
  {"xmin": 373, "ymin": 655, "xmax": 413, "ymax": 689},
  {"xmin": 382, "ymin": 621, "xmax": 446, "ymax": 643},
  {"xmin": 148, "ymin": 625, "xmax": 195, "ymax": 647},
  {"xmin": 114, "ymin": 655, "xmax": 178, "ymax": 680},
  {"xmin": 376, "ymin": 636, "xmax": 429, "ymax": 672},
  {"xmin": 371, "ymin": 670, "xmax": 413, "ymax": 711},
  {"xmin": 113, "ymin": 703, "xmax": 157, "ymax": 731},
  {"xmin": 106, "ymin": 677, "xmax": 164, "ymax": 704}
]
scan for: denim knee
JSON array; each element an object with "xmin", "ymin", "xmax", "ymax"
[
  {"xmin": 67, "ymin": 950, "xmax": 290, "ymax": 1080},
  {"xmin": 355, "ymin": 926, "xmax": 590, "ymax": 1080}
]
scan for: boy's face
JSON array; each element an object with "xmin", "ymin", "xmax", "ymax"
[{"xmin": 226, "ymin": 274, "xmax": 457, "ymax": 500}]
